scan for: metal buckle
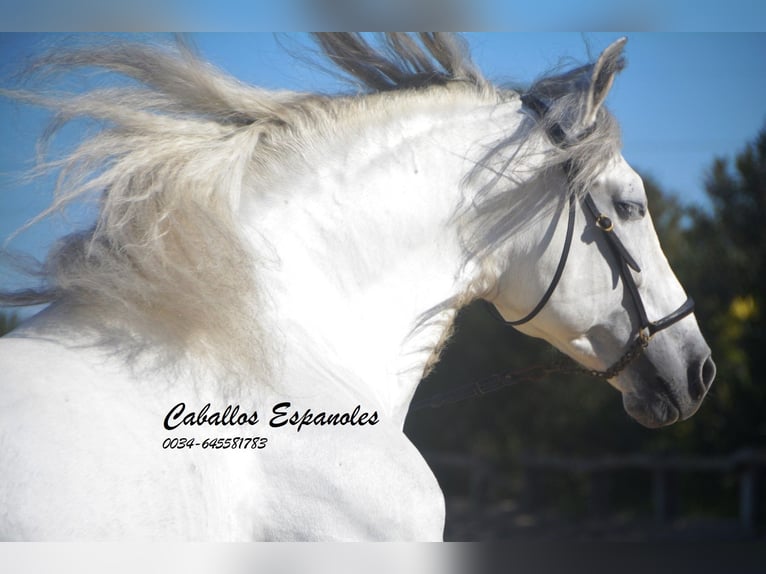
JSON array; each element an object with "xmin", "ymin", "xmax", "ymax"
[{"xmin": 596, "ymin": 214, "xmax": 614, "ymax": 232}]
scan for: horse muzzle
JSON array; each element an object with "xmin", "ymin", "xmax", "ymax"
[{"xmin": 620, "ymin": 348, "xmax": 716, "ymax": 428}]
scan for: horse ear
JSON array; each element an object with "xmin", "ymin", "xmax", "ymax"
[{"xmin": 583, "ymin": 37, "xmax": 627, "ymax": 127}]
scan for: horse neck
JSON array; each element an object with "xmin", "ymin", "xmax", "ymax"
[{"xmin": 245, "ymin": 94, "xmax": 519, "ymax": 423}]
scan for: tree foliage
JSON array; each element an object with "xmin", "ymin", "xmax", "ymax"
[{"xmin": 670, "ymin": 129, "xmax": 766, "ymax": 453}]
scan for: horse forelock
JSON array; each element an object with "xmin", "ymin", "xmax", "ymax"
[
  {"xmin": 455, "ymin": 60, "xmax": 623, "ymax": 308},
  {"xmin": 525, "ymin": 64, "xmax": 624, "ymax": 197}
]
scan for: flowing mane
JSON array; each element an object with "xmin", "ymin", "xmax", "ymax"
[
  {"xmin": 0, "ymin": 33, "xmax": 621, "ymax": 382},
  {"xmin": 312, "ymin": 33, "xmax": 488, "ymax": 91}
]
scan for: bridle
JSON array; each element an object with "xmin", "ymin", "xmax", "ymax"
[
  {"xmin": 410, "ymin": 94, "xmax": 695, "ymax": 412},
  {"xmin": 489, "ymin": 93, "xmax": 696, "ymax": 374}
]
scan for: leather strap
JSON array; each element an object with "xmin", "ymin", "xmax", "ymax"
[
  {"xmin": 486, "ymin": 192, "xmax": 576, "ymax": 326},
  {"xmin": 583, "ymin": 192, "xmax": 695, "ymax": 337}
]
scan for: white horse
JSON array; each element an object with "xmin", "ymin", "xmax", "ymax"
[{"xmin": 0, "ymin": 34, "xmax": 714, "ymax": 540}]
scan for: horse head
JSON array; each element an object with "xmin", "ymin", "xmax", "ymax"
[{"xmin": 486, "ymin": 39, "xmax": 715, "ymax": 428}]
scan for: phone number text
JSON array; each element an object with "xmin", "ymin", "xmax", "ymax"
[{"xmin": 162, "ymin": 437, "xmax": 268, "ymax": 450}]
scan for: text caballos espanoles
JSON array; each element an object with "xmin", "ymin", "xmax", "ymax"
[{"xmin": 163, "ymin": 402, "xmax": 379, "ymax": 433}]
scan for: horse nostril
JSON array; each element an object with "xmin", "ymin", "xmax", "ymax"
[
  {"xmin": 702, "ymin": 355, "xmax": 716, "ymax": 389},
  {"xmin": 688, "ymin": 355, "xmax": 716, "ymax": 401}
]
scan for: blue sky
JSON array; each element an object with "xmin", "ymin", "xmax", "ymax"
[
  {"xmin": 4, "ymin": 1, "xmax": 765, "ymax": 32},
  {"xmin": 1, "ymin": 33, "xmax": 766, "ymax": 306}
]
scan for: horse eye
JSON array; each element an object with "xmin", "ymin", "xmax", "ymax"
[{"xmin": 613, "ymin": 200, "xmax": 646, "ymax": 221}]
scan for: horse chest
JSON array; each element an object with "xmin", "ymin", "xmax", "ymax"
[
  {"xmin": 248, "ymin": 426, "xmax": 445, "ymax": 540},
  {"xmin": 0, "ymin": 338, "xmax": 445, "ymax": 540}
]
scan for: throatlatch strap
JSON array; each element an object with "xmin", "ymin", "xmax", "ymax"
[{"xmin": 488, "ymin": 193, "xmax": 577, "ymax": 326}]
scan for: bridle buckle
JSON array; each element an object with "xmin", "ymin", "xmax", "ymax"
[
  {"xmin": 638, "ymin": 327, "xmax": 652, "ymax": 347},
  {"xmin": 595, "ymin": 214, "xmax": 614, "ymax": 232}
]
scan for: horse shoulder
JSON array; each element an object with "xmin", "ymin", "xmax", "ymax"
[{"xmin": 0, "ymin": 335, "xmax": 223, "ymax": 539}]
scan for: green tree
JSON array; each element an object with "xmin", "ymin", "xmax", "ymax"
[{"xmin": 663, "ymin": 128, "xmax": 766, "ymax": 454}]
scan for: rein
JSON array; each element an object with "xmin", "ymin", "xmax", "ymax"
[{"xmin": 410, "ymin": 94, "xmax": 695, "ymax": 413}]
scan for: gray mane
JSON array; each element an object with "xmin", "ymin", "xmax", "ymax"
[
  {"xmin": 312, "ymin": 33, "xmax": 489, "ymax": 93},
  {"xmin": 0, "ymin": 33, "xmax": 624, "ymax": 381}
]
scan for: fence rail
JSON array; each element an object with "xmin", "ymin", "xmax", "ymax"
[{"xmin": 425, "ymin": 449, "xmax": 766, "ymax": 537}]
